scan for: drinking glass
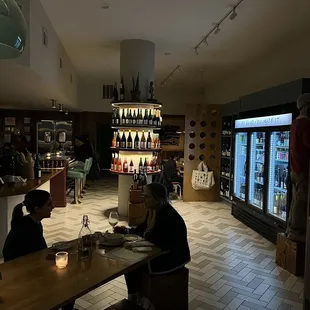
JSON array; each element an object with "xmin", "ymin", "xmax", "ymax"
[{"xmin": 109, "ymin": 211, "xmax": 119, "ymax": 232}]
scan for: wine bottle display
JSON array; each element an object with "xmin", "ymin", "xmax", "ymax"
[
  {"xmin": 127, "ymin": 130, "xmax": 133, "ymax": 148},
  {"xmin": 134, "ymin": 131, "xmax": 140, "ymax": 149}
]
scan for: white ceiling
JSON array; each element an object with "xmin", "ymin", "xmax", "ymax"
[{"xmin": 40, "ymin": 0, "xmax": 310, "ymax": 87}]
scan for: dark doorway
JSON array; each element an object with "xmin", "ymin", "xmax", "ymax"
[{"xmin": 97, "ymin": 123, "xmax": 113, "ymax": 170}]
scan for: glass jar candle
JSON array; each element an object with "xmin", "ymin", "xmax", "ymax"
[{"xmin": 55, "ymin": 251, "xmax": 68, "ymax": 269}]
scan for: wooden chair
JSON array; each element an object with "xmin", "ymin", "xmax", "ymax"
[{"xmin": 139, "ymin": 267, "xmax": 189, "ymax": 310}]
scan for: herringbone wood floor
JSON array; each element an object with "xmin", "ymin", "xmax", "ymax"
[{"xmin": 43, "ymin": 178, "xmax": 304, "ymax": 310}]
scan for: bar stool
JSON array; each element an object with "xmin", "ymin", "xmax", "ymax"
[
  {"xmin": 72, "ymin": 158, "xmax": 92, "ymax": 195},
  {"xmin": 171, "ymin": 182, "xmax": 182, "ymax": 199},
  {"xmin": 67, "ymin": 169, "xmax": 84, "ymax": 204}
]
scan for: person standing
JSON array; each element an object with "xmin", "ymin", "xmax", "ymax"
[{"xmin": 287, "ymin": 93, "xmax": 310, "ymax": 242}]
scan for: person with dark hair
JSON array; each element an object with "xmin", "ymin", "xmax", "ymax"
[
  {"xmin": 117, "ymin": 183, "xmax": 190, "ymax": 304},
  {"xmin": 163, "ymin": 155, "xmax": 183, "ymax": 190},
  {"xmin": 3, "ymin": 190, "xmax": 75, "ymax": 310},
  {"xmin": 74, "ymin": 134, "xmax": 93, "ymax": 163}
]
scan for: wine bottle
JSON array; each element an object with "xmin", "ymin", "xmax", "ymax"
[
  {"xmin": 144, "ymin": 158, "xmax": 148, "ymax": 174},
  {"xmin": 118, "ymin": 157, "xmax": 122, "ymax": 172},
  {"xmin": 116, "ymin": 132, "xmax": 121, "ymax": 148},
  {"xmin": 139, "ymin": 158, "xmax": 143, "ymax": 174},
  {"xmin": 120, "ymin": 76, "xmax": 125, "ymax": 101},
  {"xmin": 121, "ymin": 108, "xmax": 126, "ymax": 125},
  {"xmin": 112, "ymin": 132, "xmax": 116, "ymax": 148},
  {"xmin": 141, "ymin": 131, "xmax": 146, "ymax": 149},
  {"xmin": 112, "ymin": 108, "xmax": 115, "ymax": 125},
  {"xmin": 123, "ymin": 157, "xmax": 128, "ymax": 173},
  {"xmin": 152, "ymin": 110, "xmax": 157, "ymax": 126},
  {"xmin": 121, "ymin": 132, "xmax": 126, "ymax": 148},
  {"xmin": 151, "ymin": 134, "xmax": 155, "ymax": 149},
  {"xmin": 113, "ymin": 83, "xmax": 119, "ymax": 102},
  {"xmin": 134, "ymin": 131, "xmax": 140, "ymax": 149},
  {"xmin": 125, "ymin": 109, "xmax": 129, "ymax": 125},
  {"xmin": 147, "ymin": 131, "xmax": 152, "ymax": 149},
  {"xmin": 128, "ymin": 109, "xmax": 133, "ymax": 125},
  {"xmin": 34, "ymin": 154, "xmax": 42, "ymax": 179},
  {"xmin": 157, "ymin": 110, "xmax": 161, "ymax": 126},
  {"xmin": 114, "ymin": 153, "xmax": 118, "ymax": 170},
  {"xmin": 132, "ymin": 109, "xmax": 137, "ymax": 125},
  {"xmin": 144, "ymin": 110, "xmax": 148, "ymax": 125},
  {"xmin": 115, "ymin": 108, "xmax": 120, "ymax": 125},
  {"xmin": 127, "ymin": 130, "xmax": 133, "ymax": 149},
  {"xmin": 148, "ymin": 109, "xmax": 153, "ymax": 126},
  {"xmin": 129, "ymin": 160, "xmax": 134, "ymax": 173},
  {"xmin": 138, "ymin": 109, "xmax": 143, "ymax": 125},
  {"xmin": 78, "ymin": 215, "xmax": 92, "ymax": 261},
  {"xmin": 111, "ymin": 153, "xmax": 115, "ymax": 170}
]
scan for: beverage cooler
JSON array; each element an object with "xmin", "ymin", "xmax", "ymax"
[{"xmin": 232, "ymin": 113, "xmax": 292, "ymax": 242}]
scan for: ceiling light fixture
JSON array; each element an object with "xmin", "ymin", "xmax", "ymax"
[
  {"xmin": 59, "ymin": 104, "xmax": 63, "ymax": 112},
  {"xmin": 193, "ymin": 0, "xmax": 244, "ymax": 54},
  {"xmin": 65, "ymin": 109, "xmax": 69, "ymax": 115},
  {"xmin": 51, "ymin": 99, "xmax": 57, "ymax": 109},
  {"xmin": 160, "ymin": 65, "xmax": 181, "ymax": 87}
]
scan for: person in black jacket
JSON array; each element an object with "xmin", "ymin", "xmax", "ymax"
[
  {"xmin": 123, "ymin": 182, "xmax": 191, "ymax": 303},
  {"xmin": 3, "ymin": 190, "xmax": 76, "ymax": 310}
]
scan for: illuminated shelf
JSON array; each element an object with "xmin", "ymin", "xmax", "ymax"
[
  {"xmin": 109, "ymin": 169, "xmax": 161, "ymax": 176},
  {"xmin": 110, "ymin": 147, "xmax": 161, "ymax": 152},
  {"xmin": 111, "ymin": 101, "xmax": 162, "ymax": 109},
  {"xmin": 112, "ymin": 125, "xmax": 161, "ymax": 130}
]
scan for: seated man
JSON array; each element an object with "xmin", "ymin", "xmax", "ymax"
[{"xmin": 163, "ymin": 155, "xmax": 183, "ymax": 189}]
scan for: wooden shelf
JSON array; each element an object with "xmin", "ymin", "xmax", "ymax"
[
  {"xmin": 109, "ymin": 170, "xmax": 161, "ymax": 176},
  {"xmin": 110, "ymin": 147, "xmax": 161, "ymax": 152},
  {"xmin": 111, "ymin": 101, "xmax": 162, "ymax": 109},
  {"xmin": 111, "ymin": 125, "xmax": 161, "ymax": 130}
]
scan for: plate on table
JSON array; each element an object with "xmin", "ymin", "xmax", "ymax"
[
  {"xmin": 124, "ymin": 234, "xmax": 141, "ymax": 243},
  {"xmin": 51, "ymin": 241, "xmax": 73, "ymax": 251},
  {"xmin": 99, "ymin": 233, "xmax": 124, "ymax": 246}
]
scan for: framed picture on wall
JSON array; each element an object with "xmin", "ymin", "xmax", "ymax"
[
  {"xmin": 24, "ymin": 117, "xmax": 31, "ymax": 124},
  {"xmin": 4, "ymin": 117, "xmax": 15, "ymax": 126}
]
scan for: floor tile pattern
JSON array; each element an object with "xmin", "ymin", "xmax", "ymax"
[{"xmin": 42, "ymin": 178, "xmax": 304, "ymax": 310}]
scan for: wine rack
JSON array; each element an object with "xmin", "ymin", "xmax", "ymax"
[
  {"xmin": 220, "ymin": 116, "xmax": 234, "ymax": 203},
  {"xmin": 110, "ymin": 102, "xmax": 162, "ymax": 175}
]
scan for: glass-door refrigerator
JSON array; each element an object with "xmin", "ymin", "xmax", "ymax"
[{"xmin": 232, "ymin": 113, "xmax": 292, "ymax": 240}]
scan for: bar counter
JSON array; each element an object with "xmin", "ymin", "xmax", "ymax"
[{"xmin": 0, "ymin": 168, "xmax": 67, "ymax": 258}]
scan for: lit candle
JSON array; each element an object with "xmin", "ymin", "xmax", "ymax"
[{"xmin": 55, "ymin": 251, "xmax": 68, "ymax": 269}]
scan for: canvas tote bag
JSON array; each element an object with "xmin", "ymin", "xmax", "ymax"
[{"xmin": 191, "ymin": 161, "xmax": 215, "ymax": 190}]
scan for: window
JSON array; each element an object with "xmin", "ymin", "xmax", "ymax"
[
  {"xmin": 60, "ymin": 58, "xmax": 63, "ymax": 69},
  {"xmin": 42, "ymin": 28, "xmax": 48, "ymax": 47}
]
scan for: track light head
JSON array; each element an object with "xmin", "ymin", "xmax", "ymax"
[
  {"xmin": 214, "ymin": 26, "xmax": 221, "ymax": 35},
  {"xmin": 230, "ymin": 9, "xmax": 237, "ymax": 20},
  {"xmin": 65, "ymin": 109, "xmax": 69, "ymax": 115},
  {"xmin": 59, "ymin": 104, "xmax": 63, "ymax": 112},
  {"xmin": 52, "ymin": 99, "xmax": 57, "ymax": 109}
]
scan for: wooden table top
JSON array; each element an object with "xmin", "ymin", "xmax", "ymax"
[
  {"xmin": 0, "ymin": 242, "xmax": 161, "ymax": 310},
  {"xmin": 0, "ymin": 169, "xmax": 65, "ymax": 199}
]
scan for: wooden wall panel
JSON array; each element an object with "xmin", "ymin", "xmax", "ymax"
[{"xmin": 183, "ymin": 104, "xmax": 221, "ymax": 202}]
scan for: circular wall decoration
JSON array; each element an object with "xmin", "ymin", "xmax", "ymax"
[
  {"xmin": 190, "ymin": 120, "xmax": 196, "ymax": 127},
  {"xmin": 210, "ymin": 132, "xmax": 216, "ymax": 138},
  {"xmin": 211, "ymin": 121, "xmax": 216, "ymax": 127},
  {"xmin": 189, "ymin": 143, "xmax": 195, "ymax": 149},
  {"xmin": 189, "ymin": 131, "xmax": 195, "ymax": 138},
  {"xmin": 189, "ymin": 154, "xmax": 195, "ymax": 161},
  {"xmin": 200, "ymin": 132, "xmax": 206, "ymax": 139},
  {"xmin": 199, "ymin": 154, "xmax": 205, "ymax": 161},
  {"xmin": 210, "ymin": 144, "xmax": 216, "ymax": 150},
  {"xmin": 200, "ymin": 120, "xmax": 207, "ymax": 127},
  {"xmin": 211, "ymin": 109, "xmax": 217, "ymax": 116},
  {"xmin": 199, "ymin": 143, "xmax": 205, "ymax": 150}
]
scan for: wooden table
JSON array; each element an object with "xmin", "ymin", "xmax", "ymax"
[{"xmin": 0, "ymin": 243, "xmax": 161, "ymax": 310}]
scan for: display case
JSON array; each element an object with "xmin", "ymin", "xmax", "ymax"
[
  {"xmin": 268, "ymin": 131, "xmax": 290, "ymax": 220},
  {"xmin": 233, "ymin": 132, "xmax": 248, "ymax": 201}
]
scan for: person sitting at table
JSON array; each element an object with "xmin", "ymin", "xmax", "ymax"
[
  {"xmin": 163, "ymin": 155, "xmax": 183, "ymax": 189},
  {"xmin": 3, "ymin": 190, "xmax": 76, "ymax": 310},
  {"xmin": 116, "ymin": 182, "xmax": 191, "ymax": 304}
]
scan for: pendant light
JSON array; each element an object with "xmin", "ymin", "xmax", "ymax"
[{"xmin": 0, "ymin": 0, "xmax": 27, "ymax": 59}]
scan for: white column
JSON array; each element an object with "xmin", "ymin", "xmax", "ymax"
[{"xmin": 120, "ymin": 39, "xmax": 155, "ymax": 101}]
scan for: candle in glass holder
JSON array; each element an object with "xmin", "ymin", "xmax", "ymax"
[{"xmin": 55, "ymin": 251, "xmax": 68, "ymax": 269}]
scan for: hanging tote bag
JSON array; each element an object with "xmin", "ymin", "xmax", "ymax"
[{"xmin": 191, "ymin": 161, "xmax": 215, "ymax": 190}]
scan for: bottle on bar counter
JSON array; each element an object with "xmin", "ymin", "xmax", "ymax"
[
  {"xmin": 120, "ymin": 76, "xmax": 125, "ymax": 101},
  {"xmin": 134, "ymin": 131, "xmax": 140, "ymax": 149},
  {"xmin": 121, "ymin": 131, "xmax": 126, "ymax": 148},
  {"xmin": 34, "ymin": 154, "xmax": 41, "ymax": 179},
  {"xmin": 141, "ymin": 131, "xmax": 146, "ymax": 149},
  {"xmin": 127, "ymin": 130, "xmax": 133, "ymax": 148},
  {"xmin": 78, "ymin": 215, "xmax": 92, "ymax": 261},
  {"xmin": 147, "ymin": 131, "xmax": 152, "ymax": 149}
]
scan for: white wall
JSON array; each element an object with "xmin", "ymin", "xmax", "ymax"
[
  {"xmin": 78, "ymin": 78, "xmax": 203, "ymax": 115},
  {"xmin": 29, "ymin": 0, "xmax": 78, "ymax": 105},
  {"xmin": 206, "ymin": 33, "xmax": 310, "ymax": 105}
]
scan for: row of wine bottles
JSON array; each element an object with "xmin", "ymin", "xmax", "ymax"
[
  {"xmin": 112, "ymin": 131, "xmax": 160, "ymax": 149},
  {"xmin": 111, "ymin": 153, "xmax": 160, "ymax": 174},
  {"xmin": 112, "ymin": 108, "xmax": 162, "ymax": 127}
]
